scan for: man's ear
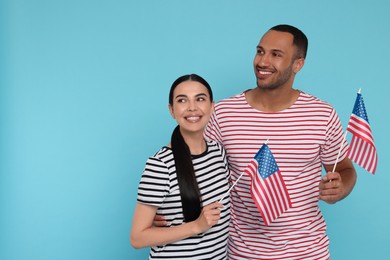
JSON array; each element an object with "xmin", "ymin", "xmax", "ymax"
[{"xmin": 293, "ymin": 58, "xmax": 305, "ymax": 74}]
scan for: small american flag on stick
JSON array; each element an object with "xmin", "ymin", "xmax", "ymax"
[
  {"xmin": 346, "ymin": 90, "xmax": 378, "ymax": 174},
  {"xmin": 245, "ymin": 144, "xmax": 292, "ymax": 226}
]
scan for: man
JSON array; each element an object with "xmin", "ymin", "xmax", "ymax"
[{"xmin": 204, "ymin": 24, "xmax": 357, "ymax": 259}]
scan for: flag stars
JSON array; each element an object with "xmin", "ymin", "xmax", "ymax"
[
  {"xmin": 255, "ymin": 144, "xmax": 279, "ymax": 179},
  {"xmin": 353, "ymin": 94, "xmax": 369, "ymax": 123}
]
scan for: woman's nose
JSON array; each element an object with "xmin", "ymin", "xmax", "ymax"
[{"xmin": 187, "ymin": 101, "xmax": 197, "ymax": 111}]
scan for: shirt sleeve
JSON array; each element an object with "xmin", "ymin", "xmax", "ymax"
[
  {"xmin": 219, "ymin": 142, "xmax": 231, "ymax": 183},
  {"xmin": 204, "ymin": 107, "xmax": 223, "ymax": 143},
  {"xmin": 137, "ymin": 155, "xmax": 170, "ymax": 207},
  {"xmin": 320, "ymin": 108, "xmax": 349, "ymax": 165}
]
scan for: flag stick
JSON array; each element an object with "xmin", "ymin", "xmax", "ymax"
[
  {"xmin": 219, "ymin": 139, "xmax": 269, "ymax": 203},
  {"xmin": 331, "ymin": 129, "xmax": 348, "ymax": 173},
  {"xmin": 218, "ymin": 170, "xmax": 245, "ymax": 203}
]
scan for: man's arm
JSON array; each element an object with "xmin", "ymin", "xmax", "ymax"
[{"xmin": 319, "ymin": 157, "xmax": 357, "ymax": 204}]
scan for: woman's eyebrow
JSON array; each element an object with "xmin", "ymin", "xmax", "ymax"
[
  {"xmin": 175, "ymin": 93, "xmax": 207, "ymax": 99},
  {"xmin": 174, "ymin": 94, "xmax": 188, "ymax": 99}
]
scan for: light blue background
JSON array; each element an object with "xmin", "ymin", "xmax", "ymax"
[{"xmin": 1, "ymin": 1, "xmax": 389, "ymax": 259}]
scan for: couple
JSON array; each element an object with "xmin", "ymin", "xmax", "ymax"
[{"xmin": 130, "ymin": 24, "xmax": 357, "ymax": 260}]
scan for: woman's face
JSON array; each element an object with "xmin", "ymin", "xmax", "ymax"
[{"xmin": 169, "ymin": 80, "xmax": 214, "ymax": 136}]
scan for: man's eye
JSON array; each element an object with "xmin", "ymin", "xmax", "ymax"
[
  {"xmin": 197, "ymin": 97, "xmax": 205, "ymax": 102},
  {"xmin": 177, "ymin": 99, "xmax": 186, "ymax": 103}
]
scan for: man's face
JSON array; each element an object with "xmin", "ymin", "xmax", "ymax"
[{"xmin": 253, "ymin": 30, "xmax": 302, "ymax": 90}]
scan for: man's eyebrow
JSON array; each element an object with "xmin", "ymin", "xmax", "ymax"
[
  {"xmin": 272, "ymin": 49, "xmax": 285, "ymax": 54},
  {"xmin": 257, "ymin": 46, "xmax": 285, "ymax": 54}
]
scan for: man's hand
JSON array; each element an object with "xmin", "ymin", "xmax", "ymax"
[
  {"xmin": 153, "ymin": 214, "xmax": 167, "ymax": 227},
  {"xmin": 320, "ymin": 158, "xmax": 357, "ymax": 204},
  {"xmin": 319, "ymin": 171, "xmax": 346, "ymax": 204}
]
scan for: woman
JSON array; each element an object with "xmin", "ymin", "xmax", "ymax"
[{"xmin": 130, "ymin": 74, "xmax": 230, "ymax": 259}]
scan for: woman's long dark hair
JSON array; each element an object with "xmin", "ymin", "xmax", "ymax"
[{"xmin": 169, "ymin": 74, "xmax": 213, "ymax": 222}]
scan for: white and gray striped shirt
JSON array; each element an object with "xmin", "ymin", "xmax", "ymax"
[{"xmin": 137, "ymin": 140, "xmax": 230, "ymax": 259}]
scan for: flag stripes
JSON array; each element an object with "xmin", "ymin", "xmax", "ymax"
[
  {"xmin": 346, "ymin": 93, "xmax": 378, "ymax": 174},
  {"xmin": 348, "ymin": 135, "xmax": 377, "ymax": 174}
]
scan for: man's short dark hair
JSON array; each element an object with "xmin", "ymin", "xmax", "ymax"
[{"xmin": 270, "ymin": 24, "xmax": 308, "ymax": 59}]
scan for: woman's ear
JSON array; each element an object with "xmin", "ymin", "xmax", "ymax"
[{"xmin": 168, "ymin": 104, "xmax": 175, "ymax": 119}]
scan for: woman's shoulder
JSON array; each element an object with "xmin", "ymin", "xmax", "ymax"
[
  {"xmin": 151, "ymin": 144, "xmax": 173, "ymax": 156},
  {"xmin": 147, "ymin": 146, "xmax": 174, "ymax": 165}
]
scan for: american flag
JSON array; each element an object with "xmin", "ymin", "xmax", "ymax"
[
  {"xmin": 346, "ymin": 92, "xmax": 378, "ymax": 174},
  {"xmin": 245, "ymin": 144, "xmax": 292, "ymax": 226}
]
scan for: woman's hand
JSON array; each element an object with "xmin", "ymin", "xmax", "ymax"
[{"xmin": 193, "ymin": 202, "xmax": 223, "ymax": 234}]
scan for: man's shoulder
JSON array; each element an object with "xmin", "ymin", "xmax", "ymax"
[
  {"xmin": 219, "ymin": 91, "xmax": 245, "ymax": 101},
  {"xmin": 298, "ymin": 91, "xmax": 334, "ymax": 109},
  {"xmin": 214, "ymin": 91, "xmax": 248, "ymax": 108}
]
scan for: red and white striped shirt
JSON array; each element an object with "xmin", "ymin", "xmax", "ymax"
[{"xmin": 205, "ymin": 91, "xmax": 348, "ymax": 260}]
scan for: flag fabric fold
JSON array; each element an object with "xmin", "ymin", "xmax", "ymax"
[
  {"xmin": 245, "ymin": 144, "xmax": 292, "ymax": 226},
  {"xmin": 346, "ymin": 92, "xmax": 378, "ymax": 174}
]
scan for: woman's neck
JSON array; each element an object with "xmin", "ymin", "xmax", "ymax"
[{"xmin": 182, "ymin": 132, "xmax": 206, "ymax": 155}]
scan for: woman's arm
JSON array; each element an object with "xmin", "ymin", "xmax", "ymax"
[{"xmin": 130, "ymin": 201, "xmax": 223, "ymax": 248}]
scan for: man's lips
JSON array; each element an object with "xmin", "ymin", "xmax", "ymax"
[{"xmin": 257, "ymin": 69, "xmax": 273, "ymax": 79}]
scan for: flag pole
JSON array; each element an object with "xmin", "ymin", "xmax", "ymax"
[
  {"xmin": 331, "ymin": 88, "xmax": 361, "ymax": 173},
  {"xmin": 331, "ymin": 130, "xmax": 348, "ymax": 173},
  {"xmin": 218, "ymin": 169, "xmax": 245, "ymax": 203},
  {"xmin": 219, "ymin": 139, "xmax": 269, "ymax": 203}
]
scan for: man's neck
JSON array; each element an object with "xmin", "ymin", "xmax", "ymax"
[{"xmin": 245, "ymin": 87, "xmax": 300, "ymax": 112}]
